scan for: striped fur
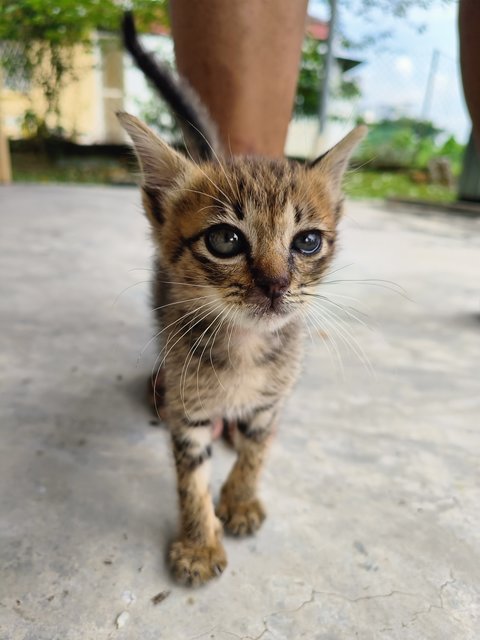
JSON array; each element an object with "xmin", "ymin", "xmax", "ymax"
[{"xmin": 118, "ymin": 112, "xmax": 366, "ymax": 586}]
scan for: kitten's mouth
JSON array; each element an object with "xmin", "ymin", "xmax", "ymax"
[
  {"xmin": 227, "ymin": 289, "xmax": 297, "ymax": 327},
  {"xmin": 241, "ymin": 285, "xmax": 296, "ymax": 316},
  {"xmin": 266, "ymin": 299, "xmax": 287, "ymax": 314},
  {"xmin": 251, "ymin": 297, "xmax": 292, "ymax": 319}
]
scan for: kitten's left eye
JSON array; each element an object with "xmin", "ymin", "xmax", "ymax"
[
  {"xmin": 292, "ymin": 230, "xmax": 322, "ymax": 255},
  {"xmin": 205, "ymin": 224, "xmax": 246, "ymax": 258}
]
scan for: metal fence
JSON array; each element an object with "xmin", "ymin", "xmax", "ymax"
[
  {"xmin": 348, "ymin": 48, "xmax": 469, "ymax": 143},
  {"xmin": 0, "ymin": 41, "xmax": 31, "ymax": 93}
]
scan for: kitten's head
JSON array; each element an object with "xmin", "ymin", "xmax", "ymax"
[{"xmin": 118, "ymin": 113, "xmax": 366, "ymax": 331}]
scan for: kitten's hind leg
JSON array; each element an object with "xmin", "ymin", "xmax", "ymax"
[
  {"xmin": 217, "ymin": 406, "xmax": 276, "ymax": 536},
  {"xmin": 168, "ymin": 414, "xmax": 227, "ymax": 586}
]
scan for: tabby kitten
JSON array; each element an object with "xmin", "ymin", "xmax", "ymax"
[{"xmin": 118, "ymin": 109, "xmax": 365, "ymax": 586}]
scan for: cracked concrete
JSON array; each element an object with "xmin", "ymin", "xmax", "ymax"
[{"xmin": 1, "ymin": 185, "xmax": 479, "ymax": 639}]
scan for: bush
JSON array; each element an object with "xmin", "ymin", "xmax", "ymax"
[{"xmin": 354, "ymin": 117, "xmax": 465, "ymax": 173}]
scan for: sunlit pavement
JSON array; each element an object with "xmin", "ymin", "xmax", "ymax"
[{"xmin": 1, "ymin": 185, "xmax": 479, "ymax": 639}]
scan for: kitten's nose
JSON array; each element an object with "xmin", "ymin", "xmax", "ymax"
[{"xmin": 255, "ymin": 275, "xmax": 290, "ymax": 300}]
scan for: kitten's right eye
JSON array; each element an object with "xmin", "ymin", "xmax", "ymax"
[{"xmin": 205, "ymin": 224, "xmax": 246, "ymax": 258}]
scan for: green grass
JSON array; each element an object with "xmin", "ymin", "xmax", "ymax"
[
  {"xmin": 345, "ymin": 170, "xmax": 456, "ymax": 203},
  {"xmin": 11, "ymin": 153, "xmax": 134, "ymax": 185},
  {"xmin": 12, "ymin": 153, "xmax": 458, "ymax": 203}
]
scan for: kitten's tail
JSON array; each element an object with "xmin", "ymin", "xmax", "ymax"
[{"xmin": 122, "ymin": 11, "xmax": 221, "ymax": 161}]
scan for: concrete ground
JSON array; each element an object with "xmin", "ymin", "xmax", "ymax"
[{"xmin": 1, "ymin": 184, "xmax": 479, "ymax": 640}]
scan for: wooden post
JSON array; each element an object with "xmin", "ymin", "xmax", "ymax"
[{"xmin": 0, "ymin": 68, "xmax": 12, "ymax": 184}]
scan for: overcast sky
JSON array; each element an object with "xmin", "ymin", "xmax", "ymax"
[{"xmin": 309, "ymin": 0, "xmax": 470, "ymax": 141}]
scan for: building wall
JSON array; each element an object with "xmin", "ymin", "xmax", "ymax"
[
  {"xmin": 1, "ymin": 34, "xmax": 125, "ymax": 143},
  {"xmin": 56, "ymin": 44, "xmax": 99, "ymax": 142},
  {"xmin": 97, "ymin": 35, "xmax": 125, "ymax": 144}
]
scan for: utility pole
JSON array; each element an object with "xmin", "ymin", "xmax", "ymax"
[
  {"xmin": 421, "ymin": 48, "xmax": 440, "ymax": 121},
  {"xmin": 318, "ymin": 0, "xmax": 338, "ymax": 134}
]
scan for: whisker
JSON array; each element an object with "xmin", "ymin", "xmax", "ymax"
[
  {"xmin": 180, "ymin": 312, "xmax": 215, "ymax": 413},
  {"xmin": 188, "ymin": 155, "xmax": 232, "ymax": 206},
  {"xmin": 309, "ymin": 300, "xmax": 375, "ymax": 376},
  {"xmin": 314, "ymin": 290, "xmax": 366, "ymax": 305},
  {"xmin": 320, "ymin": 298, "xmax": 375, "ymax": 330},
  {"xmin": 112, "ymin": 279, "xmax": 151, "ymax": 305},
  {"xmin": 154, "ymin": 301, "xmax": 222, "ymax": 417},
  {"xmin": 178, "ymin": 303, "xmax": 224, "ymax": 393},
  {"xmin": 152, "ymin": 279, "xmax": 245, "ymax": 293},
  {"xmin": 179, "ymin": 187, "xmax": 229, "ymax": 209},
  {"xmin": 150, "ymin": 305, "xmax": 200, "ymax": 418},
  {"xmin": 181, "ymin": 118, "xmax": 222, "ymax": 164},
  {"xmin": 304, "ymin": 305, "xmax": 344, "ymax": 379},
  {"xmin": 149, "ymin": 301, "xmax": 217, "ymax": 377},
  {"xmin": 303, "ymin": 293, "xmax": 374, "ymax": 329},
  {"xmin": 151, "ymin": 294, "xmax": 217, "ymax": 314},
  {"xmin": 298, "ymin": 306, "xmax": 315, "ymax": 346},
  {"xmin": 307, "ymin": 290, "xmax": 371, "ymax": 318},
  {"xmin": 303, "ymin": 306, "xmax": 338, "ymax": 369},
  {"xmin": 182, "ymin": 124, "xmax": 242, "ymax": 206},
  {"xmin": 159, "ymin": 302, "xmax": 221, "ymax": 374},
  {"xmin": 226, "ymin": 307, "xmax": 240, "ymax": 367},
  {"xmin": 322, "ymin": 278, "xmax": 411, "ymax": 300},
  {"xmin": 153, "ymin": 279, "xmax": 209, "ymax": 288},
  {"xmin": 187, "ymin": 308, "xmax": 227, "ymax": 415},
  {"xmin": 208, "ymin": 308, "xmax": 232, "ymax": 389},
  {"xmin": 138, "ymin": 298, "xmax": 218, "ymax": 363},
  {"xmin": 181, "ymin": 119, "xmax": 240, "ymax": 204},
  {"xmin": 196, "ymin": 204, "xmax": 225, "ymax": 215},
  {"xmin": 345, "ymin": 154, "xmax": 377, "ymax": 174},
  {"xmin": 181, "ymin": 306, "xmax": 225, "ymax": 416},
  {"xmin": 305, "ymin": 263, "xmax": 355, "ymax": 283}
]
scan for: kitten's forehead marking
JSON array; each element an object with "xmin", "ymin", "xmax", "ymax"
[{"xmin": 250, "ymin": 199, "xmax": 296, "ymax": 253}]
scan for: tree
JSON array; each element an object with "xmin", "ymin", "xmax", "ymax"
[
  {"xmin": 296, "ymin": 0, "xmax": 455, "ymax": 119},
  {"xmin": 295, "ymin": 35, "xmax": 361, "ymax": 117},
  {"xmin": 0, "ymin": 0, "xmax": 168, "ymax": 136},
  {"xmin": 352, "ymin": 116, "xmax": 466, "ymax": 170},
  {"xmin": 1, "ymin": 0, "xmax": 455, "ymax": 135},
  {"xmin": 312, "ymin": 0, "xmax": 453, "ymax": 23}
]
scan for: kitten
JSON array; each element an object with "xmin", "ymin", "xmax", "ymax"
[{"xmin": 119, "ymin": 14, "xmax": 366, "ymax": 586}]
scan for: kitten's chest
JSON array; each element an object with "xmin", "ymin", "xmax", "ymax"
[{"xmin": 213, "ymin": 326, "xmax": 302, "ymax": 417}]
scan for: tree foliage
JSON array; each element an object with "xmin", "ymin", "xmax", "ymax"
[
  {"xmin": 313, "ymin": 0, "xmax": 454, "ymax": 50},
  {"xmin": 354, "ymin": 117, "xmax": 464, "ymax": 171},
  {"xmin": 0, "ymin": 0, "xmax": 168, "ymax": 134},
  {"xmin": 343, "ymin": 0, "xmax": 451, "ymax": 18},
  {"xmin": 1, "ymin": 0, "xmax": 455, "ymax": 135},
  {"xmin": 295, "ymin": 0, "xmax": 453, "ymax": 118},
  {"xmin": 295, "ymin": 35, "xmax": 361, "ymax": 117}
]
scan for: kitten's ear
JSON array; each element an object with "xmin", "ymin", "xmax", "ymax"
[
  {"xmin": 116, "ymin": 111, "xmax": 192, "ymax": 189},
  {"xmin": 310, "ymin": 125, "xmax": 367, "ymax": 198}
]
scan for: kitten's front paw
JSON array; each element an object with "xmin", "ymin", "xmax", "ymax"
[
  {"xmin": 217, "ymin": 497, "xmax": 266, "ymax": 536},
  {"xmin": 169, "ymin": 539, "xmax": 227, "ymax": 587}
]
